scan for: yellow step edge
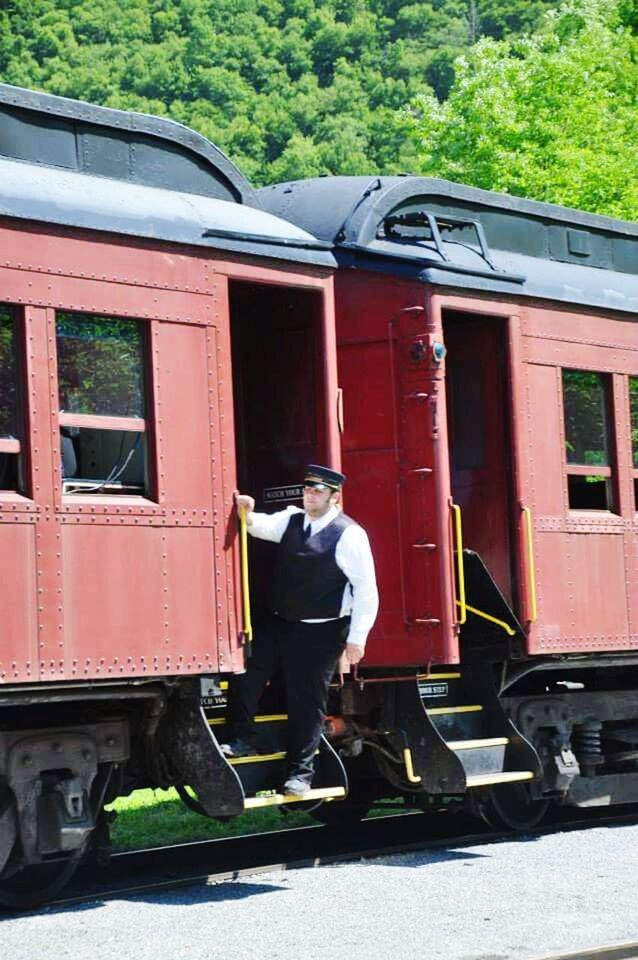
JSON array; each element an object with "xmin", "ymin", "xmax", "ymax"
[
  {"xmin": 229, "ymin": 752, "xmax": 286, "ymax": 765},
  {"xmin": 466, "ymin": 771, "xmax": 534, "ymax": 788},
  {"xmin": 209, "ymin": 714, "xmax": 288, "ymax": 727},
  {"xmin": 448, "ymin": 737, "xmax": 508, "ymax": 750},
  {"xmin": 426, "ymin": 705, "xmax": 483, "ymax": 716},
  {"xmin": 418, "ymin": 672, "xmax": 461, "ymax": 680},
  {"xmin": 244, "ymin": 786, "xmax": 346, "ymax": 809}
]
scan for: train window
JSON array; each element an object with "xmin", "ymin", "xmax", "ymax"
[
  {"xmin": 56, "ymin": 312, "xmax": 150, "ymax": 497},
  {"xmin": 563, "ymin": 369, "xmax": 616, "ymax": 511},
  {"xmin": 630, "ymin": 376, "xmax": 638, "ymax": 510},
  {"xmin": 0, "ymin": 304, "xmax": 24, "ymax": 493}
]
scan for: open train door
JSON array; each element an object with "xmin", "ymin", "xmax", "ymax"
[{"xmin": 393, "ymin": 297, "xmax": 459, "ymax": 665}]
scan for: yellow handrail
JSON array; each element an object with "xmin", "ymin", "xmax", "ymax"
[
  {"xmin": 239, "ymin": 505, "xmax": 253, "ymax": 644},
  {"xmin": 451, "ymin": 503, "xmax": 467, "ymax": 625},
  {"xmin": 521, "ymin": 506, "xmax": 538, "ymax": 623},
  {"xmin": 455, "ymin": 601, "xmax": 516, "ymax": 636},
  {"xmin": 403, "ymin": 748, "xmax": 422, "ymax": 784}
]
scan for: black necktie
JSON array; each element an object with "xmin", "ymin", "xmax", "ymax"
[{"xmin": 302, "ymin": 523, "xmax": 311, "ymax": 541}]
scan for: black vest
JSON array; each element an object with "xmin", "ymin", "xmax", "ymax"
[{"xmin": 270, "ymin": 512, "xmax": 354, "ymax": 621}]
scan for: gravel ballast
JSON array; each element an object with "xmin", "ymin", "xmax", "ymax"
[{"xmin": 2, "ymin": 822, "xmax": 637, "ymax": 960}]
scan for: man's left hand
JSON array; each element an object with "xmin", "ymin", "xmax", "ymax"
[{"xmin": 345, "ymin": 643, "xmax": 364, "ymax": 665}]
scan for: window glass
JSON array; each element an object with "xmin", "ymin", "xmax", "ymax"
[
  {"xmin": 0, "ymin": 305, "xmax": 17, "ymax": 438},
  {"xmin": 57, "ymin": 312, "xmax": 144, "ymax": 417},
  {"xmin": 563, "ymin": 370, "xmax": 609, "ymax": 466},
  {"xmin": 630, "ymin": 376, "xmax": 638, "ymax": 469}
]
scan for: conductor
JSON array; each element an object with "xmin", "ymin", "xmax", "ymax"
[{"xmin": 225, "ymin": 465, "xmax": 379, "ymax": 796}]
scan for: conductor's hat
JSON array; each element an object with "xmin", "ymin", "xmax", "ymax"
[{"xmin": 304, "ymin": 464, "xmax": 346, "ymax": 492}]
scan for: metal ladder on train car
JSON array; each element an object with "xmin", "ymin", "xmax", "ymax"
[{"xmin": 418, "ymin": 669, "xmax": 540, "ymax": 789}]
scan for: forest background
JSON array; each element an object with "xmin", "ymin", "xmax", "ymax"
[{"xmin": 0, "ymin": 0, "xmax": 636, "ymax": 217}]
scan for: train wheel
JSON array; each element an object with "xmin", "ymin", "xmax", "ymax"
[
  {"xmin": 0, "ymin": 844, "xmax": 87, "ymax": 911},
  {"xmin": 476, "ymin": 781, "xmax": 550, "ymax": 832}
]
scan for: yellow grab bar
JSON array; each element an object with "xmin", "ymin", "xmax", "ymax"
[
  {"xmin": 455, "ymin": 601, "xmax": 516, "ymax": 636},
  {"xmin": 451, "ymin": 503, "xmax": 467, "ymax": 625},
  {"xmin": 403, "ymin": 748, "xmax": 422, "ymax": 784},
  {"xmin": 521, "ymin": 506, "xmax": 538, "ymax": 623},
  {"xmin": 239, "ymin": 505, "xmax": 253, "ymax": 644}
]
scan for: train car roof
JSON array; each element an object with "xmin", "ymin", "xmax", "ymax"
[
  {"xmin": 259, "ymin": 176, "xmax": 638, "ymax": 314},
  {"xmin": 0, "ymin": 84, "xmax": 335, "ymax": 269}
]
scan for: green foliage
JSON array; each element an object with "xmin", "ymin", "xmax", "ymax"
[
  {"xmin": 0, "ymin": 0, "xmax": 557, "ymax": 185},
  {"xmin": 408, "ymin": 0, "xmax": 638, "ymax": 218}
]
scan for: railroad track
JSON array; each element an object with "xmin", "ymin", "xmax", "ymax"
[{"xmin": 39, "ymin": 804, "xmax": 638, "ymax": 911}]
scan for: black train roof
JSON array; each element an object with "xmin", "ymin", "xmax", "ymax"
[
  {"xmin": 0, "ymin": 84, "xmax": 335, "ymax": 269},
  {"xmin": 259, "ymin": 176, "xmax": 638, "ymax": 315}
]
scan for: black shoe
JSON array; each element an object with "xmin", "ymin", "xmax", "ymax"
[
  {"xmin": 282, "ymin": 777, "xmax": 311, "ymax": 797},
  {"xmin": 220, "ymin": 737, "xmax": 257, "ymax": 758}
]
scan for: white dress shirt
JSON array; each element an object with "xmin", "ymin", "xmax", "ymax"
[{"xmin": 248, "ymin": 505, "xmax": 379, "ymax": 649}]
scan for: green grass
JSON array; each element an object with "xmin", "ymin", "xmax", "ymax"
[
  {"xmin": 108, "ymin": 789, "xmax": 412, "ymax": 852},
  {"xmin": 107, "ymin": 788, "xmax": 318, "ymax": 852}
]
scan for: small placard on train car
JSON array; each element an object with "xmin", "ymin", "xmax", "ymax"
[
  {"xmin": 263, "ymin": 484, "xmax": 303, "ymax": 503},
  {"xmin": 418, "ymin": 681, "xmax": 449, "ymax": 698}
]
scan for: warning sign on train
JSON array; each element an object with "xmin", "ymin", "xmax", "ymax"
[{"xmin": 263, "ymin": 484, "xmax": 304, "ymax": 503}]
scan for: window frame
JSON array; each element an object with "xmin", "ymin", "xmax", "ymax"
[
  {"xmin": 562, "ymin": 367, "xmax": 618, "ymax": 514},
  {"xmin": 630, "ymin": 375, "xmax": 638, "ymax": 513},
  {"xmin": 0, "ymin": 303, "xmax": 28, "ymax": 496},
  {"xmin": 54, "ymin": 310, "xmax": 154, "ymax": 501}
]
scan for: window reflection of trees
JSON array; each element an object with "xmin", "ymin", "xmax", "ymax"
[
  {"xmin": 56, "ymin": 312, "xmax": 144, "ymax": 418},
  {"xmin": 563, "ymin": 370, "xmax": 609, "ymax": 466}
]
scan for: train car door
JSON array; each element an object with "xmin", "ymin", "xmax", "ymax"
[
  {"xmin": 229, "ymin": 279, "xmax": 338, "ymax": 618},
  {"xmin": 443, "ymin": 310, "xmax": 515, "ymax": 605}
]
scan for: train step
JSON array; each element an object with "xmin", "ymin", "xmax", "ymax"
[
  {"xmin": 244, "ymin": 786, "xmax": 346, "ymax": 809},
  {"xmin": 208, "ymin": 715, "xmax": 348, "ymax": 809},
  {"xmin": 446, "ymin": 736, "xmax": 509, "ymax": 778},
  {"xmin": 465, "ymin": 770, "xmax": 535, "ymax": 789}
]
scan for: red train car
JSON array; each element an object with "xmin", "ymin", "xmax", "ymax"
[
  {"xmin": 261, "ymin": 176, "xmax": 638, "ymax": 825},
  {"xmin": 2, "ymin": 84, "xmax": 638, "ymax": 906},
  {"xmin": 0, "ymin": 85, "xmax": 342, "ymax": 905}
]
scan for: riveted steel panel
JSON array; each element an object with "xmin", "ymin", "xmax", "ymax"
[
  {"xmin": 62, "ymin": 523, "xmax": 166, "ymax": 678},
  {"xmin": 0, "ymin": 223, "xmax": 212, "ymax": 295},
  {"xmin": 153, "ymin": 321, "xmax": 214, "ymax": 508},
  {"xmin": 516, "ymin": 304, "xmax": 637, "ymax": 655},
  {"xmin": 0, "ymin": 522, "xmax": 37, "ymax": 682},
  {"xmin": 525, "ymin": 364, "xmax": 565, "ymax": 518},
  {"xmin": 0, "ymin": 263, "xmax": 214, "ymax": 325},
  {"xmin": 163, "ymin": 527, "xmax": 218, "ymax": 674}
]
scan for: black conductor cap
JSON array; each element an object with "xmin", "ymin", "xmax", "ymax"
[{"xmin": 304, "ymin": 464, "xmax": 346, "ymax": 491}]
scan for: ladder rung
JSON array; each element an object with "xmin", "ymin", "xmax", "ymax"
[
  {"xmin": 244, "ymin": 786, "xmax": 346, "ymax": 809},
  {"xmin": 448, "ymin": 737, "xmax": 508, "ymax": 750},
  {"xmin": 426, "ymin": 705, "xmax": 483, "ymax": 716},
  {"xmin": 466, "ymin": 771, "xmax": 534, "ymax": 788}
]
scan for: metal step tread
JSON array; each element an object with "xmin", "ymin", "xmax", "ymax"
[
  {"xmin": 447, "ymin": 737, "xmax": 508, "ymax": 751},
  {"xmin": 229, "ymin": 752, "xmax": 286, "ymax": 765},
  {"xmin": 426, "ymin": 704, "xmax": 483, "ymax": 716},
  {"xmin": 466, "ymin": 771, "xmax": 535, "ymax": 788},
  {"xmin": 417, "ymin": 672, "xmax": 461, "ymax": 680},
  {"xmin": 209, "ymin": 713, "xmax": 288, "ymax": 727},
  {"xmin": 244, "ymin": 786, "xmax": 346, "ymax": 809}
]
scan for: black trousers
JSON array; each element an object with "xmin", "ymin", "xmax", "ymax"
[{"xmin": 227, "ymin": 615, "xmax": 348, "ymax": 782}]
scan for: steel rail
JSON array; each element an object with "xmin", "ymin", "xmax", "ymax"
[{"xmin": 31, "ymin": 805, "xmax": 638, "ymax": 913}]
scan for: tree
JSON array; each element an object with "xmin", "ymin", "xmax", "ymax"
[{"xmin": 407, "ymin": 0, "xmax": 638, "ymax": 218}]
